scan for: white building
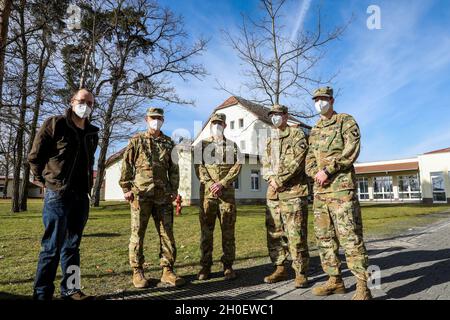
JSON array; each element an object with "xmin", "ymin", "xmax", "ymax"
[
  {"xmin": 104, "ymin": 96, "xmax": 311, "ymax": 205},
  {"xmin": 0, "ymin": 176, "xmax": 43, "ymax": 199},
  {"xmin": 354, "ymin": 147, "xmax": 450, "ymax": 204}
]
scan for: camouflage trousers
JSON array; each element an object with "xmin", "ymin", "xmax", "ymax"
[
  {"xmin": 313, "ymin": 190, "xmax": 369, "ymax": 280},
  {"xmin": 266, "ymin": 197, "xmax": 309, "ymax": 274},
  {"xmin": 199, "ymin": 197, "xmax": 236, "ymax": 268},
  {"xmin": 129, "ymin": 196, "xmax": 176, "ymax": 269}
]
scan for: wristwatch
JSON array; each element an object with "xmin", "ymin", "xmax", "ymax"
[{"xmin": 323, "ymin": 167, "xmax": 331, "ymax": 178}]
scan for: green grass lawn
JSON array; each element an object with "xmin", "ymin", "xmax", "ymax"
[{"xmin": 1, "ymin": 199, "xmax": 449, "ymax": 298}]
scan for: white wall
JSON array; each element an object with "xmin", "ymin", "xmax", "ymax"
[
  {"xmin": 235, "ymin": 162, "xmax": 267, "ymax": 199},
  {"xmin": 194, "ymin": 104, "xmax": 262, "ymax": 155},
  {"xmin": 179, "ymin": 150, "xmax": 267, "ymax": 205},
  {"xmin": 418, "ymin": 152, "xmax": 450, "ymax": 201},
  {"xmin": 104, "ymin": 161, "xmax": 124, "ymax": 201}
]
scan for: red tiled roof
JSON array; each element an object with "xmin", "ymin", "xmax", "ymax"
[
  {"xmin": 355, "ymin": 161, "xmax": 419, "ymax": 174},
  {"xmin": 216, "ymin": 96, "xmax": 311, "ymax": 129},
  {"xmin": 192, "ymin": 96, "xmax": 311, "ymax": 145},
  {"xmin": 424, "ymin": 147, "xmax": 450, "ymax": 155}
]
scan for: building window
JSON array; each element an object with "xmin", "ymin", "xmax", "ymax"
[
  {"xmin": 251, "ymin": 170, "xmax": 260, "ymax": 191},
  {"xmin": 230, "ymin": 121, "xmax": 235, "ymax": 129},
  {"xmin": 240, "ymin": 140, "xmax": 246, "ymax": 151},
  {"xmin": 398, "ymin": 174, "xmax": 421, "ymax": 199},
  {"xmin": 357, "ymin": 177, "xmax": 369, "ymax": 200},
  {"xmin": 431, "ymin": 172, "xmax": 446, "ymax": 202},
  {"xmin": 233, "ymin": 174, "xmax": 240, "ymax": 190},
  {"xmin": 239, "ymin": 118, "xmax": 244, "ymax": 128},
  {"xmin": 373, "ymin": 176, "xmax": 393, "ymax": 200}
]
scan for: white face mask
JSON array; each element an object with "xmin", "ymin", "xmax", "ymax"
[
  {"xmin": 271, "ymin": 114, "xmax": 283, "ymax": 128},
  {"xmin": 73, "ymin": 103, "xmax": 92, "ymax": 119},
  {"xmin": 315, "ymin": 100, "xmax": 331, "ymax": 115},
  {"xmin": 211, "ymin": 123, "xmax": 224, "ymax": 137},
  {"xmin": 148, "ymin": 119, "xmax": 163, "ymax": 131}
]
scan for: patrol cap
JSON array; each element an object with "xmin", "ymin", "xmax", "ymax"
[
  {"xmin": 312, "ymin": 86, "xmax": 333, "ymax": 100},
  {"xmin": 210, "ymin": 113, "xmax": 226, "ymax": 124},
  {"xmin": 268, "ymin": 104, "xmax": 288, "ymax": 116},
  {"xmin": 146, "ymin": 107, "xmax": 164, "ymax": 117}
]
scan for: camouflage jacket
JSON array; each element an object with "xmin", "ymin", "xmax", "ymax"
[
  {"xmin": 305, "ymin": 112, "xmax": 360, "ymax": 194},
  {"xmin": 262, "ymin": 126, "xmax": 309, "ymax": 200},
  {"xmin": 119, "ymin": 131, "xmax": 179, "ymax": 203},
  {"xmin": 194, "ymin": 137, "xmax": 242, "ymax": 200}
]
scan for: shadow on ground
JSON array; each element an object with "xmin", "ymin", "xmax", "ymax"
[
  {"xmin": 99, "ymin": 256, "xmax": 323, "ymax": 300},
  {"xmin": 370, "ymin": 248, "xmax": 450, "ymax": 299}
]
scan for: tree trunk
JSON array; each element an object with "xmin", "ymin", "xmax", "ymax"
[
  {"xmin": 12, "ymin": 0, "xmax": 28, "ymax": 213},
  {"xmin": 0, "ymin": 0, "xmax": 12, "ymax": 111},
  {"xmin": 79, "ymin": 43, "xmax": 92, "ymax": 89},
  {"xmin": 2, "ymin": 166, "xmax": 9, "ymax": 198},
  {"xmin": 91, "ymin": 92, "xmax": 117, "ymax": 207},
  {"xmin": 19, "ymin": 45, "xmax": 49, "ymax": 211},
  {"xmin": 2, "ymin": 146, "xmax": 10, "ymax": 198}
]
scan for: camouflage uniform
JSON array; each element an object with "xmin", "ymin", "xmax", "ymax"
[
  {"xmin": 119, "ymin": 122, "xmax": 179, "ymax": 270},
  {"xmin": 306, "ymin": 87, "xmax": 369, "ymax": 281},
  {"xmin": 262, "ymin": 107, "xmax": 310, "ymax": 275},
  {"xmin": 195, "ymin": 116, "xmax": 242, "ymax": 269}
]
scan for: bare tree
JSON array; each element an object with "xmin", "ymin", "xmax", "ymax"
[
  {"xmin": 4, "ymin": 0, "xmax": 69, "ymax": 212},
  {"xmin": 9, "ymin": 0, "xmax": 30, "ymax": 213},
  {"xmin": 223, "ymin": 0, "xmax": 348, "ymax": 117},
  {"xmin": 0, "ymin": 120, "xmax": 14, "ymax": 198},
  {"xmin": 0, "ymin": 0, "xmax": 12, "ymax": 111},
  {"xmin": 58, "ymin": 0, "xmax": 207, "ymax": 207}
]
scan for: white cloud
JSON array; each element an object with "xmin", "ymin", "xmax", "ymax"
[{"xmin": 290, "ymin": 0, "xmax": 312, "ymax": 42}]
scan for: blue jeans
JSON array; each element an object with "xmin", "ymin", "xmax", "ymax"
[{"xmin": 33, "ymin": 189, "xmax": 89, "ymax": 300}]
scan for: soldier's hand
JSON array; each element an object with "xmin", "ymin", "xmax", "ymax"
[
  {"xmin": 210, "ymin": 183, "xmax": 224, "ymax": 194},
  {"xmin": 315, "ymin": 170, "xmax": 329, "ymax": 186},
  {"xmin": 124, "ymin": 191, "xmax": 134, "ymax": 202}
]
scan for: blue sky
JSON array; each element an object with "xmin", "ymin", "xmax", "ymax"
[{"xmin": 116, "ymin": 0, "xmax": 450, "ymax": 163}]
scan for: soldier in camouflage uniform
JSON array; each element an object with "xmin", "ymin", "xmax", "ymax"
[
  {"xmin": 306, "ymin": 87, "xmax": 372, "ymax": 300},
  {"xmin": 261, "ymin": 104, "xmax": 310, "ymax": 288},
  {"xmin": 194, "ymin": 113, "xmax": 242, "ymax": 281},
  {"xmin": 119, "ymin": 107, "xmax": 185, "ymax": 288}
]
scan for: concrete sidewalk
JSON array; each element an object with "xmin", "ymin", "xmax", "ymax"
[
  {"xmin": 262, "ymin": 214, "xmax": 450, "ymax": 300},
  {"xmin": 105, "ymin": 212, "xmax": 450, "ymax": 300}
]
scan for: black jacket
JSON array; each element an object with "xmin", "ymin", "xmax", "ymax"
[{"xmin": 28, "ymin": 108, "xmax": 99, "ymax": 194}]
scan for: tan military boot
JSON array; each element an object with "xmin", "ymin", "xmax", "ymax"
[
  {"xmin": 197, "ymin": 266, "xmax": 211, "ymax": 281},
  {"xmin": 132, "ymin": 267, "xmax": 150, "ymax": 289},
  {"xmin": 264, "ymin": 266, "xmax": 288, "ymax": 283},
  {"xmin": 294, "ymin": 273, "xmax": 309, "ymax": 288},
  {"xmin": 224, "ymin": 266, "xmax": 237, "ymax": 280},
  {"xmin": 352, "ymin": 278, "xmax": 373, "ymax": 300},
  {"xmin": 161, "ymin": 267, "xmax": 186, "ymax": 287},
  {"xmin": 312, "ymin": 276, "xmax": 346, "ymax": 296}
]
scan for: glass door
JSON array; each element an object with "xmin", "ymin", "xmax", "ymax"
[{"xmin": 431, "ymin": 172, "xmax": 446, "ymax": 202}]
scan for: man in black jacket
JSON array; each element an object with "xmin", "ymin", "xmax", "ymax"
[{"xmin": 28, "ymin": 88, "xmax": 99, "ymax": 300}]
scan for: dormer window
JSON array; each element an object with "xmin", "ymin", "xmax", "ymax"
[
  {"xmin": 230, "ymin": 121, "xmax": 235, "ymax": 129},
  {"xmin": 239, "ymin": 118, "xmax": 244, "ymax": 128}
]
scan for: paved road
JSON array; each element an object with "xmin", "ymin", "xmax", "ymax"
[{"xmin": 105, "ymin": 213, "xmax": 450, "ymax": 300}]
